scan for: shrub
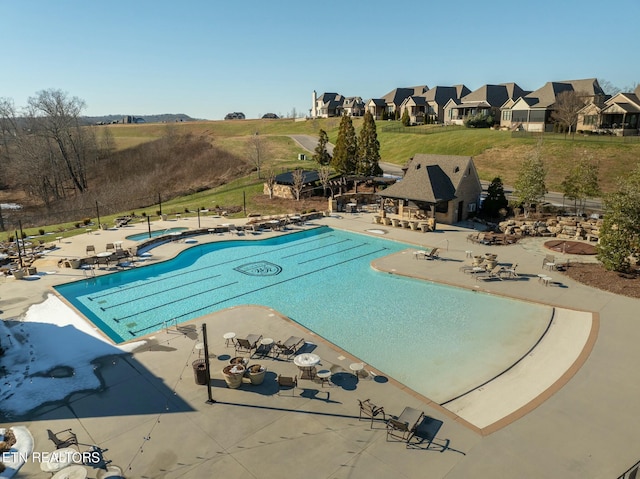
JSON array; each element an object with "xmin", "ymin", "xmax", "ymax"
[
  {"xmin": 75, "ymin": 222, "xmax": 81, "ymax": 228},
  {"xmin": 184, "ymin": 207, "xmax": 190, "ymax": 213},
  {"xmin": 156, "ymin": 210, "xmax": 161, "ymax": 216},
  {"xmin": 83, "ymin": 218, "xmax": 91, "ymax": 225},
  {"xmin": 39, "ymin": 228, "xmax": 45, "ymax": 236},
  {"xmin": 141, "ymin": 212, "xmax": 147, "ymax": 217}
]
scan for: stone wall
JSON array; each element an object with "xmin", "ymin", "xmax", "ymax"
[{"xmin": 498, "ymin": 216, "xmax": 603, "ymax": 241}]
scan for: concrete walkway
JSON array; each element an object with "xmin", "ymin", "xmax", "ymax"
[{"xmin": 2, "ymin": 212, "xmax": 640, "ymax": 478}]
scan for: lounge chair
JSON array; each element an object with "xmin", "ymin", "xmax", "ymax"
[
  {"xmin": 47, "ymin": 428, "xmax": 79, "ymax": 450},
  {"xmin": 500, "ymin": 263, "xmax": 519, "ymax": 278},
  {"xmin": 358, "ymin": 399, "xmax": 386, "ymax": 428},
  {"xmin": 424, "ymin": 247, "xmax": 439, "ymax": 260},
  {"xmin": 106, "ymin": 243, "xmax": 115, "ymax": 252},
  {"xmin": 235, "ymin": 334, "xmax": 263, "ymax": 356},
  {"xmin": 86, "ymin": 245, "xmax": 96, "ymax": 255},
  {"xmin": 475, "ymin": 265, "xmax": 504, "ymax": 281},
  {"xmin": 386, "ymin": 406, "xmax": 425, "ymax": 442},
  {"xmin": 277, "ymin": 375, "xmax": 297, "ymax": 395},
  {"xmin": 273, "ymin": 336, "xmax": 305, "ymax": 359}
]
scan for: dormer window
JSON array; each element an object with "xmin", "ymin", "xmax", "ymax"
[
  {"xmin": 454, "ymin": 166, "xmax": 460, "ymax": 173},
  {"xmin": 415, "ymin": 163, "xmax": 421, "ymax": 170}
]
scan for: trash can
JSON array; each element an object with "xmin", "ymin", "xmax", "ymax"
[{"xmin": 192, "ymin": 359, "xmax": 208, "ymax": 385}]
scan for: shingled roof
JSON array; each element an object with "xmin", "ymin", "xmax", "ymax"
[{"xmin": 379, "ymin": 154, "xmax": 474, "ymax": 203}]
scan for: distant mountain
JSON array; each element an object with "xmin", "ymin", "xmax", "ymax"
[{"xmin": 80, "ymin": 113, "xmax": 201, "ymax": 125}]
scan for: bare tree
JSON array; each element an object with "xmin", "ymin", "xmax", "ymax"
[
  {"xmin": 318, "ymin": 165, "xmax": 332, "ymax": 198},
  {"xmin": 265, "ymin": 169, "xmax": 277, "ymax": 199},
  {"xmin": 291, "ymin": 168, "xmax": 305, "ymax": 201},
  {"xmin": 551, "ymin": 90, "xmax": 588, "ymax": 136},
  {"xmin": 247, "ymin": 132, "xmax": 266, "ymax": 179}
]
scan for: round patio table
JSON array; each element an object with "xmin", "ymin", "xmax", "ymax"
[
  {"xmin": 96, "ymin": 252, "xmax": 112, "ymax": 258},
  {"xmin": 294, "ymin": 353, "xmax": 321, "ymax": 379}
]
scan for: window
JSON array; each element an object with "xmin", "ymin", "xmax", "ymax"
[
  {"xmin": 583, "ymin": 115, "xmax": 597, "ymax": 125},
  {"xmin": 468, "ymin": 203, "xmax": 477, "ymax": 212},
  {"xmin": 502, "ymin": 110, "xmax": 512, "ymax": 121}
]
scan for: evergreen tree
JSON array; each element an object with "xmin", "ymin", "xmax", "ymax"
[
  {"xmin": 312, "ymin": 129, "xmax": 331, "ymax": 165},
  {"xmin": 330, "ymin": 114, "xmax": 357, "ymax": 174},
  {"xmin": 356, "ymin": 111, "xmax": 382, "ymax": 176},
  {"xmin": 481, "ymin": 177, "xmax": 509, "ymax": 218},
  {"xmin": 401, "ymin": 109, "xmax": 410, "ymax": 126}
]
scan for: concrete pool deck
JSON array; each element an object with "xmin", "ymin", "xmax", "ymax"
[{"xmin": 2, "ymin": 213, "xmax": 640, "ymax": 478}]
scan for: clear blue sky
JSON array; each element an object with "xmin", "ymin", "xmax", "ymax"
[{"xmin": 2, "ymin": 0, "xmax": 638, "ymax": 121}]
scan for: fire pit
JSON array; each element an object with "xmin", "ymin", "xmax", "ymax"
[{"xmin": 544, "ymin": 240, "xmax": 596, "ymax": 255}]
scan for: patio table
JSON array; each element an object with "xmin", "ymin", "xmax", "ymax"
[{"xmin": 294, "ymin": 353, "xmax": 320, "ymax": 379}]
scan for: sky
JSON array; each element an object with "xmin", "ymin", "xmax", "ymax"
[{"xmin": 2, "ymin": 0, "xmax": 639, "ymax": 121}]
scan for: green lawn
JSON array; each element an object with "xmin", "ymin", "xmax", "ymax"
[{"xmin": 19, "ymin": 118, "xmax": 635, "ymax": 241}]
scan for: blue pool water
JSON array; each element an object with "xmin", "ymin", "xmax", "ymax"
[
  {"xmin": 125, "ymin": 227, "xmax": 188, "ymax": 241},
  {"xmin": 55, "ymin": 226, "xmax": 552, "ymax": 403}
]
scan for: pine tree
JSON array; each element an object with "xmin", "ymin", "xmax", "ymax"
[
  {"xmin": 356, "ymin": 111, "xmax": 382, "ymax": 176},
  {"xmin": 401, "ymin": 109, "xmax": 410, "ymax": 126},
  {"xmin": 481, "ymin": 177, "xmax": 509, "ymax": 218},
  {"xmin": 330, "ymin": 114, "xmax": 357, "ymax": 174},
  {"xmin": 312, "ymin": 129, "xmax": 331, "ymax": 165}
]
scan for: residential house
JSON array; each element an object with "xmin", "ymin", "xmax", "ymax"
[
  {"xmin": 366, "ymin": 98, "xmax": 387, "ymax": 120},
  {"xmin": 399, "ymin": 95, "xmax": 429, "ymax": 125},
  {"xmin": 339, "ymin": 97, "xmax": 365, "ymax": 117},
  {"xmin": 500, "ymin": 78, "xmax": 606, "ymax": 132},
  {"xmin": 577, "ymin": 85, "xmax": 640, "ymax": 136},
  {"xmin": 224, "ymin": 112, "xmax": 246, "ymax": 120},
  {"xmin": 312, "ymin": 92, "xmax": 345, "ymax": 118},
  {"xmin": 423, "ymin": 85, "xmax": 470, "ymax": 124},
  {"xmin": 444, "ymin": 83, "xmax": 528, "ymax": 126},
  {"xmin": 399, "ymin": 85, "xmax": 472, "ymax": 125},
  {"xmin": 368, "ymin": 85, "xmax": 429, "ymax": 120},
  {"xmin": 377, "ymin": 154, "xmax": 482, "ymax": 225}
]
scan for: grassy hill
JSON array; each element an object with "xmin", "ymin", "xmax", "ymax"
[
  {"xmin": 99, "ymin": 118, "xmax": 640, "ymax": 193},
  {"xmin": 6, "ymin": 117, "xmax": 639, "ymax": 238}
]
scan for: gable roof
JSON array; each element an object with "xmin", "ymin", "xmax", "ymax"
[
  {"xmin": 520, "ymin": 78, "xmax": 605, "ymax": 108},
  {"xmin": 461, "ymin": 83, "xmax": 528, "ymax": 107},
  {"xmin": 423, "ymin": 85, "xmax": 471, "ymax": 105},
  {"xmin": 382, "ymin": 86, "xmax": 429, "ymax": 106},
  {"xmin": 379, "ymin": 154, "xmax": 475, "ymax": 203}
]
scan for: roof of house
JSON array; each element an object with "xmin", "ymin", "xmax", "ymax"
[
  {"xmin": 378, "ymin": 154, "xmax": 475, "ymax": 203},
  {"xmin": 275, "ymin": 170, "xmax": 320, "ymax": 185},
  {"xmin": 461, "ymin": 83, "xmax": 528, "ymax": 108},
  {"xmin": 382, "ymin": 86, "xmax": 429, "ymax": 106},
  {"xmin": 422, "ymin": 85, "xmax": 471, "ymax": 105},
  {"xmin": 520, "ymin": 78, "xmax": 605, "ymax": 108}
]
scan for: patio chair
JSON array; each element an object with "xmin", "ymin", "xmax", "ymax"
[
  {"xmin": 273, "ymin": 336, "xmax": 305, "ymax": 359},
  {"xmin": 358, "ymin": 399, "xmax": 386, "ymax": 428},
  {"xmin": 105, "ymin": 243, "xmax": 115, "ymax": 252},
  {"xmin": 386, "ymin": 407, "xmax": 425, "ymax": 443},
  {"xmin": 543, "ymin": 254, "xmax": 557, "ymax": 270},
  {"xmin": 86, "ymin": 245, "xmax": 96, "ymax": 255},
  {"xmin": 277, "ymin": 375, "xmax": 297, "ymax": 395},
  {"xmin": 47, "ymin": 428, "xmax": 79, "ymax": 450},
  {"xmin": 235, "ymin": 334, "xmax": 262, "ymax": 356}
]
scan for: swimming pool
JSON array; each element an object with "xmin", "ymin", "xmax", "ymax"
[
  {"xmin": 55, "ymin": 226, "xmax": 552, "ymax": 403},
  {"xmin": 125, "ymin": 227, "xmax": 188, "ymax": 241}
]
